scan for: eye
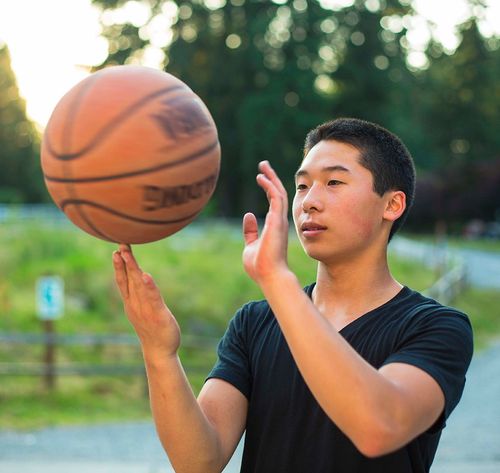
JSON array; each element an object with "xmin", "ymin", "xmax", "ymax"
[
  {"xmin": 328, "ymin": 179, "xmax": 342, "ymax": 186},
  {"xmin": 296, "ymin": 183, "xmax": 308, "ymax": 190}
]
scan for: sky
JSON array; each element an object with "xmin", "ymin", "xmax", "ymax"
[{"xmin": 0, "ymin": 0, "xmax": 499, "ymax": 130}]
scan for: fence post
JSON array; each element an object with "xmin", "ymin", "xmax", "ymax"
[{"xmin": 43, "ymin": 320, "xmax": 56, "ymax": 390}]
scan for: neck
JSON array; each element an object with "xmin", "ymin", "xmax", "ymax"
[{"xmin": 312, "ymin": 248, "xmax": 402, "ymax": 325}]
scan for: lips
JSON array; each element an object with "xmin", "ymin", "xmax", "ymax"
[{"xmin": 301, "ymin": 221, "xmax": 327, "ymax": 232}]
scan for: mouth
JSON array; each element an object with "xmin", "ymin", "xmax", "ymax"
[{"xmin": 301, "ymin": 221, "xmax": 327, "ymax": 237}]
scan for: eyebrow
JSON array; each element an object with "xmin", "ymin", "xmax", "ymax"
[{"xmin": 295, "ymin": 165, "xmax": 351, "ymax": 179}]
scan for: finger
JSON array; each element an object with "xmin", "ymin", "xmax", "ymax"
[
  {"xmin": 258, "ymin": 161, "xmax": 288, "ymax": 197},
  {"xmin": 141, "ymin": 272, "xmax": 167, "ymax": 313},
  {"xmin": 258, "ymin": 161, "xmax": 288, "ymax": 219},
  {"xmin": 119, "ymin": 245, "xmax": 144, "ymax": 288},
  {"xmin": 243, "ymin": 212, "xmax": 259, "ymax": 246},
  {"xmin": 256, "ymin": 173, "xmax": 283, "ymax": 217},
  {"xmin": 112, "ymin": 250, "xmax": 129, "ymax": 299}
]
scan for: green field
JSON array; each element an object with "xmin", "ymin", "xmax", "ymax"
[
  {"xmin": 0, "ymin": 221, "xmax": 495, "ymax": 429},
  {"xmin": 403, "ymin": 232, "xmax": 500, "ymax": 253}
]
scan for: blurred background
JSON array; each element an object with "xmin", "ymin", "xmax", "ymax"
[{"xmin": 0, "ymin": 0, "xmax": 499, "ymax": 471}]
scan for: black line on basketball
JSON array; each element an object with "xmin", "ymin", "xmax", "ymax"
[
  {"xmin": 75, "ymin": 206, "xmax": 116, "ymax": 242},
  {"xmin": 45, "ymin": 84, "xmax": 186, "ymax": 161},
  {"xmin": 60, "ymin": 73, "xmax": 101, "ymax": 156},
  {"xmin": 43, "ymin": 140, "xmax": 219, "ymax": 184},
  {"xmin": 59, "ymin": 199, "xmax": 200, "ymax": 225}
]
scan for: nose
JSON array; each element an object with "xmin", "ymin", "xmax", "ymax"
[{"xmin": 301, "ymin": 183, "xmax": 325, "ymax": 213}]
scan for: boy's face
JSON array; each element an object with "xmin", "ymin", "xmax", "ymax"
[{"xmin": 292, "ymin": 139, "xmax": 392, "ymax": 264}]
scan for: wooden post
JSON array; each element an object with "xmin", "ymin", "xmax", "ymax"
[
  {"xmin": 37, "ymin": 275, "xmax": 64, "ymax": 390},
  {"xmin": 43, "ymin": 319, "xmax": 56, "ymax": 390}
]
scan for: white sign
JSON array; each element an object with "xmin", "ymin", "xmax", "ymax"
[{"xmin": 36, "ymin": 276, "xmax": 64, "ymax": 320}]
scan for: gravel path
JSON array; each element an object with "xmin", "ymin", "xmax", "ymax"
[
  {"xmin": 2, "ymin": 340, "xmax": 499, "ymax": 472},
  {"xmin": 390, "ymin": 237, "xmax": 500, "ymax": 289},
  {"xmin": 431, "ymin": 340, "xmax": 500, "ymax": 472}
]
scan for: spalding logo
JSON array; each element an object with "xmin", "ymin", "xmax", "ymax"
[
  {"xmin": 142, "ymin": 174, "xmax": 218, "ymax": 211},
  {"xmin": 151, "ymin": 96, "xmax": 212, "ymax": 140}
]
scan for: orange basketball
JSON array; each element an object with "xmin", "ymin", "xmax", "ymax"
[{"xmin": 41, "ymin": 65, "xmax": 220, "ymax": 244}]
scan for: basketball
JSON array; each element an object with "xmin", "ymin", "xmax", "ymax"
[{"xmin": 40, "ymin": 65, "xmax": 220, "ymax": 244}]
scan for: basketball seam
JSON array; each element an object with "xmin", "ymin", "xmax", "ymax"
[
  {"xmin": 59, "ymin": 199, "xmax": 201, "ymax": 225},
  {"xmin": 44, "ymin": 84, "xmax": 186, "ymax": 161},
  {"xmin": 43, "ymin": 140, "xmax": 220, "ymax": 183},
  {"xmin": 74, "ymin": 208, "xmax": 116, "ymax": 242}
]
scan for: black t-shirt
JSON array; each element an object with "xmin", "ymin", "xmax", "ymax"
[{"xmin": 207, "ymin": 285, "xmax": 473, "ymax": 473}]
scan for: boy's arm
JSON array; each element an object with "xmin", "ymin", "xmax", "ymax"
[
  {"xmin": 113, "ymin": 247, "xmax": 247, "ymax": 472},
  {"xmin": 257, "ymin": 272, "xmax": 444, "ymax": 457},
  {"xmin": 242, "ymin": 162, "xmax": 445, "ymax": 457}
]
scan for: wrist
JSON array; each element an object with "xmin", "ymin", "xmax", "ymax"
[
  {"xmin": 257, "ymin": 266, "xmax": 299, "ymax": 292},
  {"xmin": 141, "ymin": 345, "xmax": 180, "ymax": 371}
]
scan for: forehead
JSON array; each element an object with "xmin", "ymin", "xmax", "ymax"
[{"xmin": 300, "ymin": 140, "xmax": 362, "ymax": 171}]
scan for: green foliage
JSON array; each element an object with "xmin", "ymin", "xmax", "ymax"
[
  {"xmin": 87, "ymin": 0, "xmax": 500, "ymax": 231},
  {"xmin": 0, "ymin": 377, "xmax": 151, "ymax": 430},
  {"xmin": 0, "ymin": 221, "xmax": 438, "ymax": 429},
  {"xmin": 418, "ymin": 20, "xmax": 500, "ymax": 169},
  {"xmin": 453, "ymin": 288, "xmax": 500, "ymax": 351},
  {"xmin": 1, "ymin": 0, "xmax": 499, "ymax": 229},
  {"xmin": 0, "ymin": 221, "xmax": 435, "ymax": 337},
  {"xmin": 0, "ymin": 45, "xmax": 47, "ymax": 203}
]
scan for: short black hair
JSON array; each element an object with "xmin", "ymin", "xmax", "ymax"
[{"xmin": 303, "ymin": 117, "xmax": 416, "ymax": 242}]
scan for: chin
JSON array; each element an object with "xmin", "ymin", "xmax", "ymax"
[
  {"xmin": 301, "ymin": 239, "xmax": 363, "ymax": 265},
  {"xmin": 301, "ymin": 243, "xmax": 337, "ymax": 263}
]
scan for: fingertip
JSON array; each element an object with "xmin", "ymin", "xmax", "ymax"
[
  {"xmin": 118, "ymin": 243, "xmax": 131, "ymax": 253},
  {"xmin": 243, "ymin": 212, "xmax": 256, "ymax": 225}
]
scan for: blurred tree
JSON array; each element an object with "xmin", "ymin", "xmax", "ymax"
[
  {"xmin": 94, "ymin": 0, "xmax": 337, "ymax": 215},
  {"xmin": 0, "ymin": 43, "xmax": 46, "ymax": 203},
  {"xmin": 407, "ymin": 18, "xmax": 500, "ymax": 230},
  {"xmin": 91, "ymin": 0, "xmax": 416, "ymax": 216},
  {"xmin": 418, "ymin": 18, "xmax": 500, "ymax": 169},
  {"xmin": 90, "ymin": 0, "xmax": 499, "ymax": 230}
]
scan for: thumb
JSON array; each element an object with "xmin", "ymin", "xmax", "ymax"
[{"xmin": 243, "ymin": 212, "xmax": 259, "ymax": 246}]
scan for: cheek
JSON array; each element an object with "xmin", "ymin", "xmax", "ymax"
[{"xmin": 342, "ymin": 194, "xmax": 383, "ymax": 239}]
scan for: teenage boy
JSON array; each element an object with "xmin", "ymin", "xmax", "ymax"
[{"xmin": 113, "ymin": 118, "xmax": 472, "ymax": 473}]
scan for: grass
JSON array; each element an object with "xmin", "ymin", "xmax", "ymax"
[
  {"xmin": 0, "ymin": 377, "xmax": 151, "ymax": 430},
  {"xmin": 0, "ymin": 220, "xmax": 490, "ymax": 430},
  {"xmin": 446, "ymin": 237, "xmax": 500, "ymax": 253},
  {"xmin": 402, "ymin": 232, "xmax": 500, "ymax": 253},
  {"xmin": 452, "ymin": 288, "xmax": 500, "ymax": 351}
]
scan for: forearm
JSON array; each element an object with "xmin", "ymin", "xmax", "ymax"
[
  {"xmin": 142, "ymin": 348, "xmax": 222, "ymax": 473},
  {"xmin": 259, "ymin": 271, "xmax": 410, "ymax": 455}
]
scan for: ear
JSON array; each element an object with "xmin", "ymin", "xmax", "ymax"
[{"xmin": 383, "ymin": 190, "xmax": 406, "ymax": 223}]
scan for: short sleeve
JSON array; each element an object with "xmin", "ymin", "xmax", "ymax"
[
  {"xmin": 382, "ymin": 307, "xmax": 473, "ymax": 422},
  {"xmin": 206, "ymin": 305, "xmax": 252, "ymax": 400}
]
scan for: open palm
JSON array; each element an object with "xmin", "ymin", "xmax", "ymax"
[{"xmin": 242, "ymin": 161, "xmax": 290, "ymax": 284}]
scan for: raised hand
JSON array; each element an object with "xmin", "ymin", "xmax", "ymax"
[
  {"xmin": 242, "ymin": 161, "xmax": 290, "ymax": 284},
  {"xmin": 113, "ymin": 244, "xmax": 180, "ymax": 358}
]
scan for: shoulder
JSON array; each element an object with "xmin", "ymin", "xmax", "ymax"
[
  {"xmin": 394, "ymin": 287, "xmax": 472, "ymax": 331},
  {"xmin": 231, "ymin": 283, "xmax": 315, "ymax": 335},
  {"xmin": 384, "ymin": 288, "xmax": 474, "ymax": 419},
  {"xmin": 385, "ymin": 287, "xmax": 474, "ymax": 376}
]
